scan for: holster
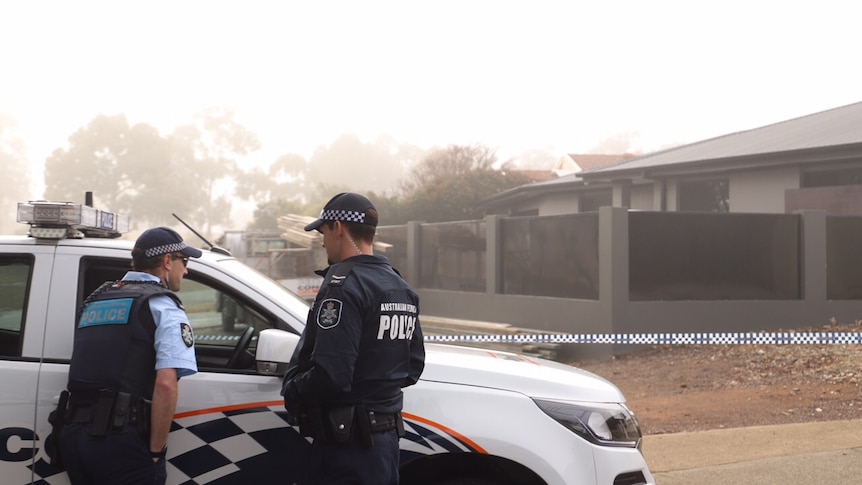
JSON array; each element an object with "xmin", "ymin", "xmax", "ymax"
[
  {"xmin": 135, "ymin": 398, "xmax": 152, "ymax": 443},
  {"xmin": 112, "ymin": 392, "xmax": 131, "ymax": 433},
  {"xmin": 354, "ymin": 403, "xmax": 374, "ymax": 448},
  {"xmin": 67, "ymin": 390, "xmax": 143, "ymax": 438},
  {"xmin": 298, "ymin": 406, "xmax": 325, "ymax": 439},
  {"xmin": 90, "ymin": 390, "xmax": 118, "ymax": 437},
  {"xmin": 324, "ymin": 405, "xmax": 356, "ymax": 445},
  {"xmin": 299, "ymin": 405, "xmax": 397, "ymax": 449},
  {"xmin": 45, "ymin": 390, "xmax": 69, "ymax": 469}
]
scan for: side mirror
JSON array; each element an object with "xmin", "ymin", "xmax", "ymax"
[{"xmin": 256, "ymin": 329, "xmax": 300, "ymax": 376}]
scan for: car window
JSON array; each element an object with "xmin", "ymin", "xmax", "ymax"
[
  {"xmin": 0, "ymin": 255, "xmax": 33, "ymax": 357},
  {"xmin": 77, "ymin": 256, "xmax": 276, "ymax": 371},
  {"xmin": 182, "ymin": 278, "xmax": 273, "ymax": 351}
]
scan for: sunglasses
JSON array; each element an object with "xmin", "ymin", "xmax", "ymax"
[{"xmin": 171, "ymin": 254, "xmax": 189, "ymax": 267}]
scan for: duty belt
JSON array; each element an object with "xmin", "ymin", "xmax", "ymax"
[
  {"xmin": 65, "ymin": 389, "xmax": 151, "ymax": 436},
  {"xmin": 297, "ymin": 406, "xmax": 404, "ymax": 447},
  {"xmin": 67, "ymin": 402, "xmax": 145, "ymax": 424},
  {"xmin": 367, "ymin": 411, "xmax": 400, "ymax": 433}
]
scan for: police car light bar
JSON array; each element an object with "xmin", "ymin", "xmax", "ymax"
[{"xmin": 17, "ymin": 201, "xmax": 129, "ymax": 239}]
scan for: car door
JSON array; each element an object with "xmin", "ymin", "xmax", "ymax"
[
  {"xmin": 161, "ymin": 272, "xmax": 310, "ymax": 484},
  {"xmin": 0, "ymin": 244, "xmax": 58, "ymax": 485},
  {"xmin": 30, "ymin": 250, "xmax": 310, "ymax": 484}
]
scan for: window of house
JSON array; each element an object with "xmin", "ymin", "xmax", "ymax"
[
  {"xmin": 801, "ymin": 166, "xmax": 862, "ymax": 188},
  {"xmin": 0, "ymin": 256, "xmax": 32, "ymax": 357},
  {"xmin": 678, "ymin": 178, "xmax": 729, "ymax": 212},
  {"xmin": 579, "ymin": 191, "xmax": 612, "ymax": 212}
]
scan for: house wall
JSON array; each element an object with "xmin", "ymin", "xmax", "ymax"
[
  {"xmin": 522, "ymin": 184, "xmax": 653, "ymax": 215},
  {"xmin": 630, "ymin": 183, "xmax": 654, "ymax": 210},
  {"xmin": 730, "ymin": 167, "xmax": 800, "ymax": 213},
  {"xmin": 510, "ymin": 200, "xmax": 542, "ymax": 216},
  {"xmin": 537, "ymin": 192, "xmax": 578, "ymax": 215},
  {"xmin": 665, "ymin": 179, "xmax": 679, "ymax": 210}
]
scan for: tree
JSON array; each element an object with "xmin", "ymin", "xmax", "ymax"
[
  {"xmin": 367, "ymin": 191, "xmax": 412, "ymax": 226},
  {"xmin": 307, "ymin": 134, "xmax": 419, "ymax": 196},
  {"xmin": 244, "ymin": 134, "xmax": 427, "ymax": 230},
  {"xmin": 169, "ymin": 107, "xmax": 261, "ymax": 234},
  {"xmin": 235, "ymin": 153, "xmax": 307, "ymax": 206},
  {"xmin": 44, "ymin": 114, "xmax": 138, "ymax": 210},
  {"xmin": 0, "ymin": 115, "xmax": 31, "ymax": 234},
  {"xmin": 507, "ymin": 147, "xmax": 557, "ymax": 170},
  {"xmin": 43, "ymin": 112, "xmax": 259, "ymax": 233},
  {"xmin": 589, "ymin": 131, "xmax": 641, "ymax": 154},
  {"xmin": 405, "ymin": 170, "xmax": 531, "ymax": 223},
  {"xmin": 402, "ymin": 144, "xmax": 498, "ymax": 192},
  {"xmin": 398, "ymin": 144, "xmax": 531, "ymax": 223},
  {"xmin": 42, "ymin": 114, "xmax": 195, "ymax": 228},
  {"xmin": 247, "ymin": 197, "xmax": 308, "ymax": 231}
]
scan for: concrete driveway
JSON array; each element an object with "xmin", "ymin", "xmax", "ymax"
[{"xmin": 643, "ymin": 419, "xmax": 862, "ymax": 484}]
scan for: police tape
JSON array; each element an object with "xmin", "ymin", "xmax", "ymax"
[
  {"xmin": 194, "ymin": 331, "xmax": 862, "ymax": 345},
  {"xmin": 422, "ymin": 332, "xmax": 862, "ymax": 345}
]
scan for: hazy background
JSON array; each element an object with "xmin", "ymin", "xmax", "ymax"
[{"xmin": 1, "ymin": 0, "xmax": 860, "ymax": 232}]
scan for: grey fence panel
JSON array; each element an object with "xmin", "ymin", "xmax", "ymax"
[
  {"xmin": 376, "ymin": 225, "xmax": 409, "ymax": 276},
  {"xmin": 827, "ymin": 216, "xmax": 862, "ymax": 300},
  {"xmin": 418, "ymin": 221, "xmax": 487, "ymax": 292},
  {"xmin": 628, "ymin": 212, "xmax": 800, "ymax": 300},
  {"xmin": 500, "ymin": 213, "xmax": 599, "ymax": 299}
]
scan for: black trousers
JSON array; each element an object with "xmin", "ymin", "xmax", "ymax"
[
  {"xmin": 305, "ymin": 428, "xmax": 400, "ymax": 485},
  {"xmin": 58, "ymin": 422, "xmax": 166, "ymax": 485}
]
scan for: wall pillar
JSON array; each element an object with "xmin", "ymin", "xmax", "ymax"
[
  {"xmin": 613, "ymin": 181, "xmax": 632, "ymax": 208},
  {"xmin": 799, "ymin": 211, "xmax": 827, "ymax": 303},
  {"xmin": 406, "ymin": 221, "xmax": 422, "ymax": 286},
  {"xmin": 486, "ymin": 215, "xmax": 501, "ymax": 295}
]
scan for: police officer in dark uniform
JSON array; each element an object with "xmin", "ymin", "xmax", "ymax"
[
  {"xmin": 282, "ymin": 192, "xmax": 425, "ymax": 485},
  {"xmin": 56, "ymin": 227, "xmax": 200, "ymax": 485}
]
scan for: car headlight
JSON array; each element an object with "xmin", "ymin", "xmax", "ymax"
[{"xmin": 533, "ymin": 399, "xmax": 642, "ymax": 450}]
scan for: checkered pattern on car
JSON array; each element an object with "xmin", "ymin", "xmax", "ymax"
[{"xmin": 26, "ymin": 404, "xmax": 480, "ymax": 485}]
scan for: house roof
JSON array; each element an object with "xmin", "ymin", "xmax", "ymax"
[
  {"xmin": 566, "ymin": 153, "xmax": 638, "ymax": 171},
  {"xmin": 482, "ymin": 154, "xmax": 630, "ymax": 208},
  {"xmin": 581, "ymin": 101, "xmax": 862, "ymax": 180},
  {"xmin": 513, "ymin": 169, "xmax": 558, "ymax": 183}
]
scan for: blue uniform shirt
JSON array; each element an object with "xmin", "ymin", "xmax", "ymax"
[{"xmin": 123, "ymin": 271, "xmax": 198, "ymax": 378}]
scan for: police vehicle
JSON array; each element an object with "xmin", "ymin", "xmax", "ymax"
[{"xmin": 0, "ymin": 200, "xmax": 655, "ymax": 485}]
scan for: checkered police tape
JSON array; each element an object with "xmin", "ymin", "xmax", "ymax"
[
  {"xmin": 194, "ymin": 332, "xmax": 862, "ymax": 345},
  {"xmin": 423, "ymin": 332, "xmax": 862, "ymax": 345},
  {"xmin": 195, "ymin": 335, "xmax": 257, "ymax": 342}
]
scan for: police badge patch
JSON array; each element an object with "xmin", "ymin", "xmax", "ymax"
[
  {"xmin": 317, "ymin": 299, "xmax": 342, "ymax": 329},
  {"xmin": 181, "ymin": 322, "xmax": 194, "ymax": 347}
]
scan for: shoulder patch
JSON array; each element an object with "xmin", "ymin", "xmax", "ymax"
[
  {"xmin": 180, "ymin": 322, "xmax": 195, "ymax": 347},
  {"xmin": 327, "ymin": 262, "xmax": 355, "ymax": 287},
  {"xmin": 317, "ymin": 299, "xmax": 343, "ymax": 329}
]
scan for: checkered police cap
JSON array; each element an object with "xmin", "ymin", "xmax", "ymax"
[
  {"xmin": 134, "ymin": 226, "xmax": 203, "ymax": 260},
  {"xmin": 304, "ymin": 192, "xmax": 378, "ymax": 232}
]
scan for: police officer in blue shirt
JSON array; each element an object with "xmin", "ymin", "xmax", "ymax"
[
  {"xmin": 57, "ymin": 227, "xmax": 200, "ymax": 485},
  {"xmin": 282, "ymin": 192, "xmax": 425, "ymax": 485}
]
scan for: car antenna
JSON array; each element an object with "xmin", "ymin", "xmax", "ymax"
[{"xmin": 171, "ymin": 213, "xmax": 232, "ymax": 256}]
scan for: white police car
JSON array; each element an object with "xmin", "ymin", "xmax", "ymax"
[{"xmin": 0, "ymin": 200, "xmax": 654, "ymax": 485}]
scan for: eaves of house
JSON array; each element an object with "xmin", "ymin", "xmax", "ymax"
[
  {"xmin": 483, "ymin": 154, "xmax": 631, "ymax": 208},
  {"xmin": 580, "ymin": 100, "xmax": 862, "ymax": 182}
]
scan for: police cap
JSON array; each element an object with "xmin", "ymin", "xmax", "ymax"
[{"xmin": 304, "ymin": 192, "xmax": 378, "ymax": 232}]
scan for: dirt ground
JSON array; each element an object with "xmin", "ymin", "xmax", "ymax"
[{"xmin": 573, "ymin": 320, "xmax": 862, "ymax": 435}]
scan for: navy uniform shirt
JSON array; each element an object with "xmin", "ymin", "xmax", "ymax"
[{"xmin": 283, "ymin": 254, "xmax": 425, "ymax": 413}]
